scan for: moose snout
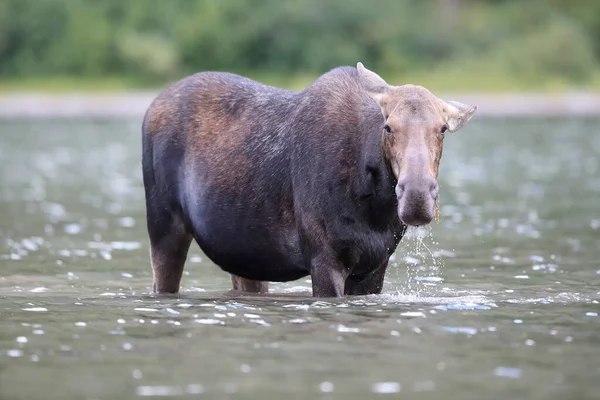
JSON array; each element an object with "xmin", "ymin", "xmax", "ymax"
[{"xmin": 395, "ymin": 176, "xmax": 438, "ymax": 226}]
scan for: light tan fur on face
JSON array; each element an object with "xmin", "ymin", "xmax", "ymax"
[
  {"xmin": 380, "ymin": 85, "xmax": 446, "ymax": 180},
  {"xmin": 357, "ymin": 62, "xmax": 476, "ymax": 181},
  {"xmin": 357, "ymin": 62, "xmax": 477, "ymax": 225}
]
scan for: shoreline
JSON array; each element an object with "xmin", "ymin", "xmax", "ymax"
[{"xmin": 1, "ymin": 92, "xmax": 600, "ymax": 118}]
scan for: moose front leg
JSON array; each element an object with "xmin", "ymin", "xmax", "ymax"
[
  {"xmin": 344, "ymin": 261, "xmax": 389, "ymax": 296},
  {"xmin": 310, "ymin": 251, "xmax": 350, "ymax": 297}
]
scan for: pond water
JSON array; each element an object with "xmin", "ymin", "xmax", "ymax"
[{"xmin": 0, "ymin": 117, "xmax": 599, "ymax": 400}]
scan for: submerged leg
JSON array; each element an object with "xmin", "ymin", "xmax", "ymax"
[
  {"xmin": 147, "ymin": 207, "xmax": 192, "ymax": 293},
  {"xmin": 230, "ymin": 275, "xmax": 269, "ymax": 293},
  {"xmin": 310, "ymin": 252, "xmax": 350, "ymax": 298},
  {"xmin": 344, "ymin": 262, "xmax": 389, "ymax": 296}
]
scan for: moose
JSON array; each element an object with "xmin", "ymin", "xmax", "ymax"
[{"xmin": 142, "ymin": 62, "xmax": 476, "ymax": 297}]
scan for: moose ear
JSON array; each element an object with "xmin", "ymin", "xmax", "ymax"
[
  {"xmin": 357, "ymin": 62, "xmax": 390, "ymax": 101},
  {"xmin": 444, "ymin": 100, "xmax": 477, "ymax": 132}
]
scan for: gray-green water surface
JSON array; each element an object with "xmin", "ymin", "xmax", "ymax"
[{"xmin": 0, "ymin": 117, "xmax": 599, "ymax": 399}]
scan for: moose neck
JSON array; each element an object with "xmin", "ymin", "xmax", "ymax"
[{"xmin": 356, "ymin": 108, "xmax": 398, "ymax": 225}]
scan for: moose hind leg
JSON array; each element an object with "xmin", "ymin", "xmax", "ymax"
[
  {"xmin": 147, "ymin": 206, "xmax": 192, "ymax": 294},
  {"xmin": 231, "ymin": 274, "xmax": 269, "ymax": 293}
]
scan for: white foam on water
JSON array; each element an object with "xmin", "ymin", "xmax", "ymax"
[
  {"xmin": 194, "ymin": 318, "xmax": 224, "ymax": 325},
  {"xmin": 377, "ymin": 292, "xmax": 497, "ymax": 310}
]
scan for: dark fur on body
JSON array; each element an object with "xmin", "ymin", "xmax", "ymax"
[{"xmin": 142, "ymin": 67, "xmax": 404, "ymax": 296}]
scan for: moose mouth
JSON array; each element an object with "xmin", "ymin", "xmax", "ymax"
[{"xmin": 395, "ymin": 183, "xmax": 438, "ymax": 227}]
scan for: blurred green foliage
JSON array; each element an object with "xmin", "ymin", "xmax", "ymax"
[{"xmin": 0, "ymin": 0, "xmax": 598, "ymax": 91}]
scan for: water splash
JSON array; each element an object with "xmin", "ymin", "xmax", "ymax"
[{"xmin": 391, "ymin": 225, "xmax": 446, "ymax": 296}]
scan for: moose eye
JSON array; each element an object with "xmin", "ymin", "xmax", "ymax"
[
  {"xmin": 440, "ymin": 124, "xmax": 448, "ymax": 135},
  {"xmin": 384, "ymin": 124, "xmax": 392, "ymax": 135}
]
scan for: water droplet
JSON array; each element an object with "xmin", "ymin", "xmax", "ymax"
[
  {"xmin": 414, "ymin": 276, "xmax": 443, "ymax": 282},
  {"xmin": 493, "ymin": 366, "xmax": 522, "ymax": 379},
  {"xmin": 336, "ymin": 324, "xmax": 360, "ymax": 333},
  {"xmin": 400, "ymin": 311, "xmax": 426, "ymax": 318},
  {"xmin": 16, "ymin": 336, "xmax": 28, "ymax": 344},
  {"xmin": 240, "ymin": 364, "xmax": 251, "ymax": 373},
  {"xmin": 186, "ymin": 384, "xmax": 204, "ymax": 394},
  {"xmin": 7, "ymin": 349, "xmax": 23, "ymax": 357},
  {"xmin": 319, "ymin": 382, "xmax": 334, "ymax": 392},
  {"xmin": 372, "ymin": 382, "xmax": 401, "ymax": 394},
  {"xmin": 194, "ymin": 319, "xmax": 224, "ymax": 325},
  {"xmin": 442, "ymin": 326, "xmax": 477, "ymax": 335},
  {"xmin": 64, "ymin": 223, "xmax": 81, "ymax": 235},
  {"xmin": 136, "ymin": 386, "xmax": 183, "ymax": 397},
  {"xmin": 100, "ymin": 249, "xmax": 112, "ymax": 260},
  {"xmin": 119, "ymin": 217, "xmax": 136, "ymax": 228}
]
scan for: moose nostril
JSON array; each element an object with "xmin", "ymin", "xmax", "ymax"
[
  {"xmin": 395, "ymin": 182, "xmax": 405, "ymax": 198},
  {"xmin": 396, "ymin": 180, "xmax": 406, "ymax": 193},
  {"xmin": 430, "ymin": 182, "xmax": 439, "ymax": 198}
]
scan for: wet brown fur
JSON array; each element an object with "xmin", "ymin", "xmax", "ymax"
[{"xmin": 142, "ymin": 64, "xmax": 476, "ymax": 297}]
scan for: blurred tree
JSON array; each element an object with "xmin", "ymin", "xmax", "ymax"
[{"xmin": 0, "ymin": 0, "xmax": 597, "ymax": 88}]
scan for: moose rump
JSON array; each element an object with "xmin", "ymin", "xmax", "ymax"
[{"xmin": 142, "ymin": 63, "xmax": 476, "ymax": 297}]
